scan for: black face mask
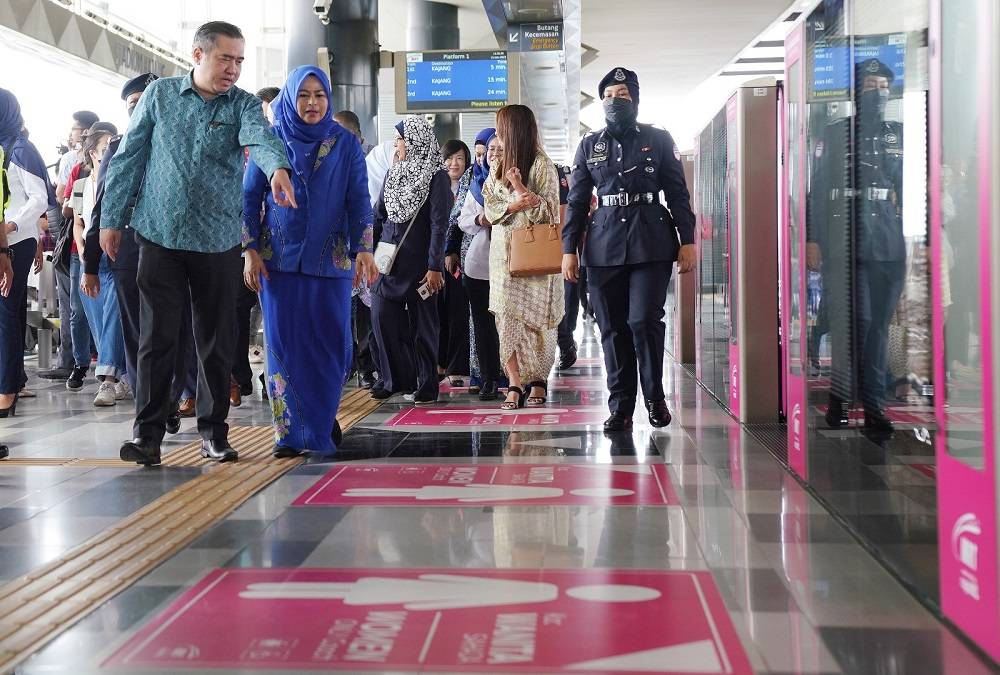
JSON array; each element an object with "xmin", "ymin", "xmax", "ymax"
[
  {"xmin": 603, "ymin": 97, "xmax": 637, "ymax": 135},
  {"xmin": 858, "ymin": 88, "xmax": 889, "ymax": 123}
]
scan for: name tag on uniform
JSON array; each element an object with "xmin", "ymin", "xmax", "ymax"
[{"xmin": 589, "ymin": 140, "xmax": 608, "ymax": 164}]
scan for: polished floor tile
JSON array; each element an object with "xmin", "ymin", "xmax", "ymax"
[{"xmin": 5, "ymin": 333, "xmax": 996, "ymax": 674}]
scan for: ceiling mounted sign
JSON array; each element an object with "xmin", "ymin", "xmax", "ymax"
[{"xmin": 507, "ymin": 22, "xmax": 563, "ymax": 52}]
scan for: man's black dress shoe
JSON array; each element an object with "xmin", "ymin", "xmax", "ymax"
[
  {"xmin": 603, "ymin": 411, "xmax": 633, "ymax": 432},
  {"xmin": 201, "ymin": 439, "xmax": 238, "ymax": 462},
  {"xmin": 825, "ymin": 396, "xmax": 850, "ymax": 428},
  {"xmin": 120, "ymin": 438, "xmax": 162, "ymax": 466},
  {"xmin": 479, "ymin": 381, "xmax": 500, "ymax": 401},
  {"xmin": 240, "ymin": 382, "xmax": 253, "ymax": 397},
  {"xmin": 647, "ymin": 400, "xmax": 672, "ymax": 428},
  {"xmin": 370, "ymin": 387, "xmax": 396, "ymax": 400},
  {"xmin": 359, "ymin": 372, "xmax": 377, "ymax": 390},
  {"xmin": 332, "ymin": 419, "xmax": 343, "ymax": 445},
  {"xmin": 0, "ymin": 444, "xmax": 8, "ymax": 460},
  {"xmin": 864, "ymin": 409, "xmax": 895, "ymax": 435},
  {"xmin": 558, "ymin": 347, "xmax": 578, "ymax": 371},
  {"xmin": 165, "ymin": 405, "xmax": 182, "ymax": 435}
]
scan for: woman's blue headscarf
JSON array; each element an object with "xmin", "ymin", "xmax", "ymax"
[
  {"xmin": 0, "ymin": 88, "xmax": 56, "ymax": 208},
  {"xmin": 0, "ymin": 88, "xmax": 25, "ymax": 165},
  {"xmin": 469, "ymin": 126, "xmax": 495, "ymax": 207},
  {"xmin": 271, "ymin": 66, "xmax": 338, "ymax": 177}
]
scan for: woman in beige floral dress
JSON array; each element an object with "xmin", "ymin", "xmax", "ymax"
[{"xmin": 483, "ymin": 105, "xmax": 564, "ymax": 410}]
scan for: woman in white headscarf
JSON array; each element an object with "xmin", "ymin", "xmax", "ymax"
[{"xmin": 370, "ymin": 117, "xmax": 452, "ymax": 404}]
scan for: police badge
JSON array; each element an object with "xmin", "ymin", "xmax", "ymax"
[{"xmin": 614, "ymin": 68, "xmax": 626, "ymax": 82}]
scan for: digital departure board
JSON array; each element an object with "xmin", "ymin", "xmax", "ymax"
[
  {"xmin": 394, "ymin": 50, "xmax": 513, "ymax": 113},
  {"xmin": 810, "ymin": 33, "xmax": 906, "ymax": 101}
]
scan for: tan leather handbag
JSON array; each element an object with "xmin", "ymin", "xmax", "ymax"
[{"xmin": 509, "ymin": 222, "xmax": 563, "ymax": 277}]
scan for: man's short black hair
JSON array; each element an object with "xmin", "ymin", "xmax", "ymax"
[
  {"xmin": 256, "ymin": 87, "xmax": 280, "ymax": 103},
  {"xmin": 73, "ymin": 110, "xmax": 99, "ymax": 129},
  {"xmin": 193, "ymin": 21, "xmax": 244, "ymax": 51},
  {"xmin": 333, "ymin": 110, "xmax": 362, "ymax": 133}
]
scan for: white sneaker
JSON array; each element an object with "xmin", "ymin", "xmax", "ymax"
[
  {"xmin": 402, "ymin": 393, "xmax": 416, "ymax": 402},
  {"xmin": 114, "ymin": 380, "xmax": 133, "ymax": 401},
  {"xmin": 93, "ymin": 381, "xmax": 117, "ymax": 407}
]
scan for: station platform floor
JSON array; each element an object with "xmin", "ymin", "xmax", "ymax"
[{"xmin": 0, "ymin": 319, "xmax": 995, "ymax": 674}]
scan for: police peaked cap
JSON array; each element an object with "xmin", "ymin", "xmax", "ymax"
[
  {"xmin": 855, "ymin": 58, "xmax": 895, "ymax": 83},
  {"xmin": 121, "ymin": 73, "xmax": 159, "ymax": 100},
  {"xmin": 598, "ymin": 67, "xmax": 640, "ymax": 105}
]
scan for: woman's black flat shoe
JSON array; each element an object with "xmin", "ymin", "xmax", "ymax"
[{"xmin": 273, "ymin": 445, "xmax": 305, "ymax": 458}]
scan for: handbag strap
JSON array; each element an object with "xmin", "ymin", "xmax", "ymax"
[{"xmin": 393, "ymin": 192, "xmax": 429, "ymax": 252}]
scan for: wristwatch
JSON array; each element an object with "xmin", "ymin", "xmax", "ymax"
[{"xmin": 0, "ymin": 247, "xmax": 12, "ymax": 258}]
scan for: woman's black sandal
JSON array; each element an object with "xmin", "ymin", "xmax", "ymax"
[
  {"xmin": 526, "ymin": 381, "xmax": 547, "ymax": 406},
  {"xmin": 501, "ymin": 386, "xmax": 526, "ymax": 410}
]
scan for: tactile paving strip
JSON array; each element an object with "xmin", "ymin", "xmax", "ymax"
[
  {"xmin": 1, "ymin": 388, "xmax": 377, "ymax": 468},
  {"xmin": 0, "ymin": 387, "xmax": 381, "ymax": 673}
]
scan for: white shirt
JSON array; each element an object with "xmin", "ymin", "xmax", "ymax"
[
  {"xmin": 5, "ymin": 161, "xmax": 45, "ymax": 246},
  {"xmin": 365, "ymin": 140, "xmax": 395, "ymax": 208},
  {"xmin": 457, "ymin": 191, "xmax": 490, "ymax": 281},
  {"xmin": 57, "ymin": 149, "xmax": 81, "ymax": 185}
]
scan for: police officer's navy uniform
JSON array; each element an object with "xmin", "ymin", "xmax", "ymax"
[
  {"xmin": 564, "ymin": 67, "xmax": 695, "ymax": 429},
  {"xmin": 809, "ymin": 58, "xmax": 904, "ymax": 432},
  {"xmin": 555, "ymin": 163, "xmax": 580, "ymax": 368}
]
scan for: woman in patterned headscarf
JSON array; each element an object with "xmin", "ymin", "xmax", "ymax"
[
  {"xmin": 370, "ymin": 116, "xmax": 452, "ymax": 404},
  {"xmin": 483, "ymin": 105, "xmax": 563, "ymax": 410}
]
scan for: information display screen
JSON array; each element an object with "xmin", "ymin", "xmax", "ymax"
[
  {"xmin": 397, "ymin": 50, "xmax": 509, "ymax": 113},
  {"xmin": 810, "ymin": 33, "xmax": 906, "ymax": 101}
]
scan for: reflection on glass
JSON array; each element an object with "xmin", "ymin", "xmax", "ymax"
[
  {"xmin": 941, "ymin": 0, "xmax": 984, "ymax": 468},
  {"xmin": 727, "ymin": 111, "xmax": 739, "ymax": 347},
  {"xmin": 787, "ymin": 60, "xmax": 802, "ymax": 376}
]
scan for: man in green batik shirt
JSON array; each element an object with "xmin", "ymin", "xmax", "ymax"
[{"xmin": 101, "ymin": 21, "xmax": 297, "ymax": 466}]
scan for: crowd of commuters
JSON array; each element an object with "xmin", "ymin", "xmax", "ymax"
[{"xmin": 0, "ymin": 20, "xmax": 696, "ymax": 463}]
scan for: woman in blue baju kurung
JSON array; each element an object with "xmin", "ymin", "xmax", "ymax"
[{"xmin": 242, "ymin": 66, "xmax": 377, "ymax": 457}]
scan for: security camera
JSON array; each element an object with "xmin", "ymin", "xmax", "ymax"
[{"xmin": 314, "ymin": 0, "xmax": 332, "ymax": 24}]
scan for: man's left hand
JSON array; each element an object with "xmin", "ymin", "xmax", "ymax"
[
  {"xmin": 677, "ymin": 244, "xmax": 696, "ymax": 274},
  {"xmin": 354, "ymin": 252, "xmax": 378, "ymax": 288},
  {"xmin": 271, "ymin": 169, "xmax": 298, "ymax": 209}
]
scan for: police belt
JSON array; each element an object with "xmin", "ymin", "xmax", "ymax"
[
  {"xmin": 598, "ymin": 192, "xmax": 656, "ymax": 207},
  {"xmin": 829, "ymin": 187, "xmax": 891, "ymax": 201}
]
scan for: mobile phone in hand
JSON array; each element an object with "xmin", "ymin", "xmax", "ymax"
[{"xmin": 417, "ymin": 283, "xmax": 433, "ymax": 300}]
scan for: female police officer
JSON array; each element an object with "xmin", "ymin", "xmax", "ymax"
[{"xmin": 562, "ymin": 67, "xmax": 696, "ymax": 432}]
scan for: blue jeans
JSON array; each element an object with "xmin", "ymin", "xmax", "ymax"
[
  {"xmin": 78, "ymin": 256, "xmax": 125, "ymax": 379},
  {"xmin": 68, "ymin": 255, "xmax": 94, "ymax": 369}
]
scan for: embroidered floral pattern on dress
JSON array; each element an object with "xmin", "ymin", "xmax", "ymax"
[
  {"xmin": 240, "ymin": 223, "xmax": 255, "ymax": 249},
  {"xmin": 355, "ymin": 223, "xmax": 374, "ymax": 253},
  {"xmin": 332, "ymin": 237, "xmax": 352, "ymax": 271},
  {"xmin": 269, "ymin": 373, "xmax": 291, "ymax": 441},
  {"xmin": 313, "ymin": 137, "xmax": 337, "ymax": 172}
]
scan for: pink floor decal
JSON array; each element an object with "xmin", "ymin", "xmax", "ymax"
[
  {"xmin": 104, "ymin": 567, "xmax": 753, "ymax": 674},
  {"xmin": 293, "ymin": 463, "xmax": 679, "ymax": 507},
  {"xmin": 384, "ymin": 406, "xmax": 610, "ymax": 428}
]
